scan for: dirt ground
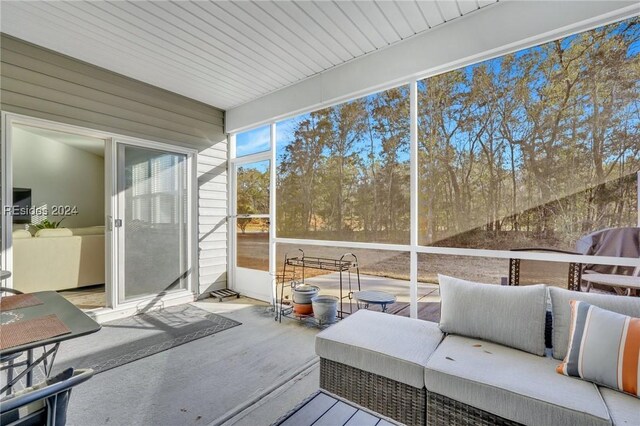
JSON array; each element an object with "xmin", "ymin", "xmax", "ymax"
[
  {"xmin": 238, "ymin": 234, "xmax": 510, "ymax": 284},
  {"xmin": 237, "ymin": 233, "xmax": 620, "ymax": 296}
]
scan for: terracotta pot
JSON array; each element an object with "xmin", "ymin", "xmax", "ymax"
[{"xmin": 293, "ymin": 302, "xmax": 313, "ymax": 316}]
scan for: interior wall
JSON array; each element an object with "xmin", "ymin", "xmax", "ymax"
[{"xmin": 12, "ymin": 127, "xmax": 104, "ymax": 230}]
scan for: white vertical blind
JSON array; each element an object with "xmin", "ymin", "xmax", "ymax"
[{"xmin": 130, "ymin": 153, "xmax": 185, "ymax": 225}]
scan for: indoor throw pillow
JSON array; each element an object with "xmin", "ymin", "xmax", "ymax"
[{"xmin": 557, "ymin": 300, "xmax": 640, "ymax": 398}]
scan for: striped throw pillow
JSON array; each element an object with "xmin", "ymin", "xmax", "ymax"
[{"xmin": 557, "ymin": 300, "xmax": 640, "ymax": 398}]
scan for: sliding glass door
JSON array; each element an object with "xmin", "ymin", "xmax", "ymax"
[{"xmin": 115, "ymin": 143, "xmax": 193, "ymax": 303}]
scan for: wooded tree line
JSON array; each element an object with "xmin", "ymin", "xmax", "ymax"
[
  {"xmin": 270, "ymin": 18, "xmax": 639, "ymax": 249},
  {"xmin": 276, "ymin": 86, "xmax": 411, "ymax": 242},
  {"xmin": 236, "ymin": 164, "xmax": 270, "ymax": 233}
]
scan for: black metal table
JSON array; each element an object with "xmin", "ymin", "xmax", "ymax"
[
  {"xmin": 582, "ymin": 273, "xmax": 640, "ymax": 296},
  {"xmin": 0, "ymin": 291, "xmax": 101, "ymax": 394}
]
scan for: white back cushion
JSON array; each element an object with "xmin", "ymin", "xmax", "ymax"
[
  {"xmin": 549, "ymin": 287, "xmax": 640, "ymax": 360},
  {"xmin": 69, "ymin": 226, "xmax": 105, "ymax": 236},
  {"xmin": 12, "ymin": 229, "xmax": 32, "ymax": 239},
  {"xmin": 439, "ymin": 275, "xmax": 547, "ymax": 356},
  {"xmin": 35, "ymin": 228, "xmax": 73, "ymax": 238}
]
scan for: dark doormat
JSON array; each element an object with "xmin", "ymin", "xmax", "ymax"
[{"xmin": 54, "ymin": 304, "xmax": 241, "ymax": 374}]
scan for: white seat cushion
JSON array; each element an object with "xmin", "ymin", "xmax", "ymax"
[
  {"xmin": 599, "ymin": 387, "xmax": 640, "ymax": 426},
  {"xmin": 425, "ymin": 335, "xmax": 611, "ymax": 426},
  {"xmin": 315, "ymin": 310, "xmax": 443, "ymax": 388}
]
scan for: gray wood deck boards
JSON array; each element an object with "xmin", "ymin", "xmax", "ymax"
[
  {"xmin": 274, "ymin": 391, "xmax": 400, "ymax": 426},
  {"xmin": 388, "ymin": 301, "xmax": 441, "ymax": 322}
]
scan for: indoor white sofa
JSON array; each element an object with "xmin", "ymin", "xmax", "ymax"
[
  {"xmin": 316, "ymin": 276, "xmax": 640, "ymax": 426},
  {"xmin": 12, "ymin": 226, "xmax": 105, "ymax": 293}
]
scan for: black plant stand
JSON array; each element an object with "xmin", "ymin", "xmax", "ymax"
[{"xmin": 276, "ymin": 249, "xmax": 361, "ymax": 323}]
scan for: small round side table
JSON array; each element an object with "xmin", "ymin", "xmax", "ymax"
[{"xmin": 353, "ymin": 290, "xmax": 396, "ymax": 313}]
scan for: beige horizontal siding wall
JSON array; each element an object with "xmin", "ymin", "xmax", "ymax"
[{"xmin": 0, "ymin": 34, "xmax": 228, "ymax": 295}]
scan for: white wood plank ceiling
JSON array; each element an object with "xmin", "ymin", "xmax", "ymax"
[{"xmin": 0, "ymin": 0, "xmax": 498, "ymax": 110}]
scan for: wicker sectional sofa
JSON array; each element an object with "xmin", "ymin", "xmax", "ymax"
[{"xmin": 315, "ymin": 277, "xmax": 640, "ymax": 426}]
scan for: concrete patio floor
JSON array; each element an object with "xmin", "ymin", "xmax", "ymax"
[
  {"xmin": 303, "ymin": 272, "xmax": 439, "ymax": 305},
  {"xmin": 304, "ymin": 273, "xmax": 441, "ymax": 321},
  {"xmin": 64, "ymin": 277, "xmax": 441, "ymax": 426},
  {"xmin": 64, "ymin": 297, "xmax": 321, "ymax": 426}
]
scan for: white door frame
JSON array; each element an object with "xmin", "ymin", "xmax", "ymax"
[
  {"xmin": 0, "ymin": 112, "xmax": 198, "ymax": 321},
  {"xmin": 104, "ymin": 138, "xmax": 116, "ymax": 309},
  {"xmin": 112, "ymin": 138, "xmax": 198, "ymax": 305},
  {"xmin": 1, "ymin": 112, "xmax": 14, "ymax": 283},
  {"xmin": 228, "ymin": 150, "xmax": 272, "ymax": 301}
]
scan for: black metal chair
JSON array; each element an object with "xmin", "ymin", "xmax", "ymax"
[
  {"xmin": 0, "ymin": 368, "xmax": 94, "ymax": 426},
  {"xmin": 508, "ymin": 248, "xmax": 583, "ymax": 291},
  {"xmin": 0, "ymin": 287, "xmax": 31, "ymax": 396}
]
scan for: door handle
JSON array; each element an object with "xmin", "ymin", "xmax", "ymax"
[{"xmin": 108, "ymin": 216, "xmax": 123, "ymax": 230}]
